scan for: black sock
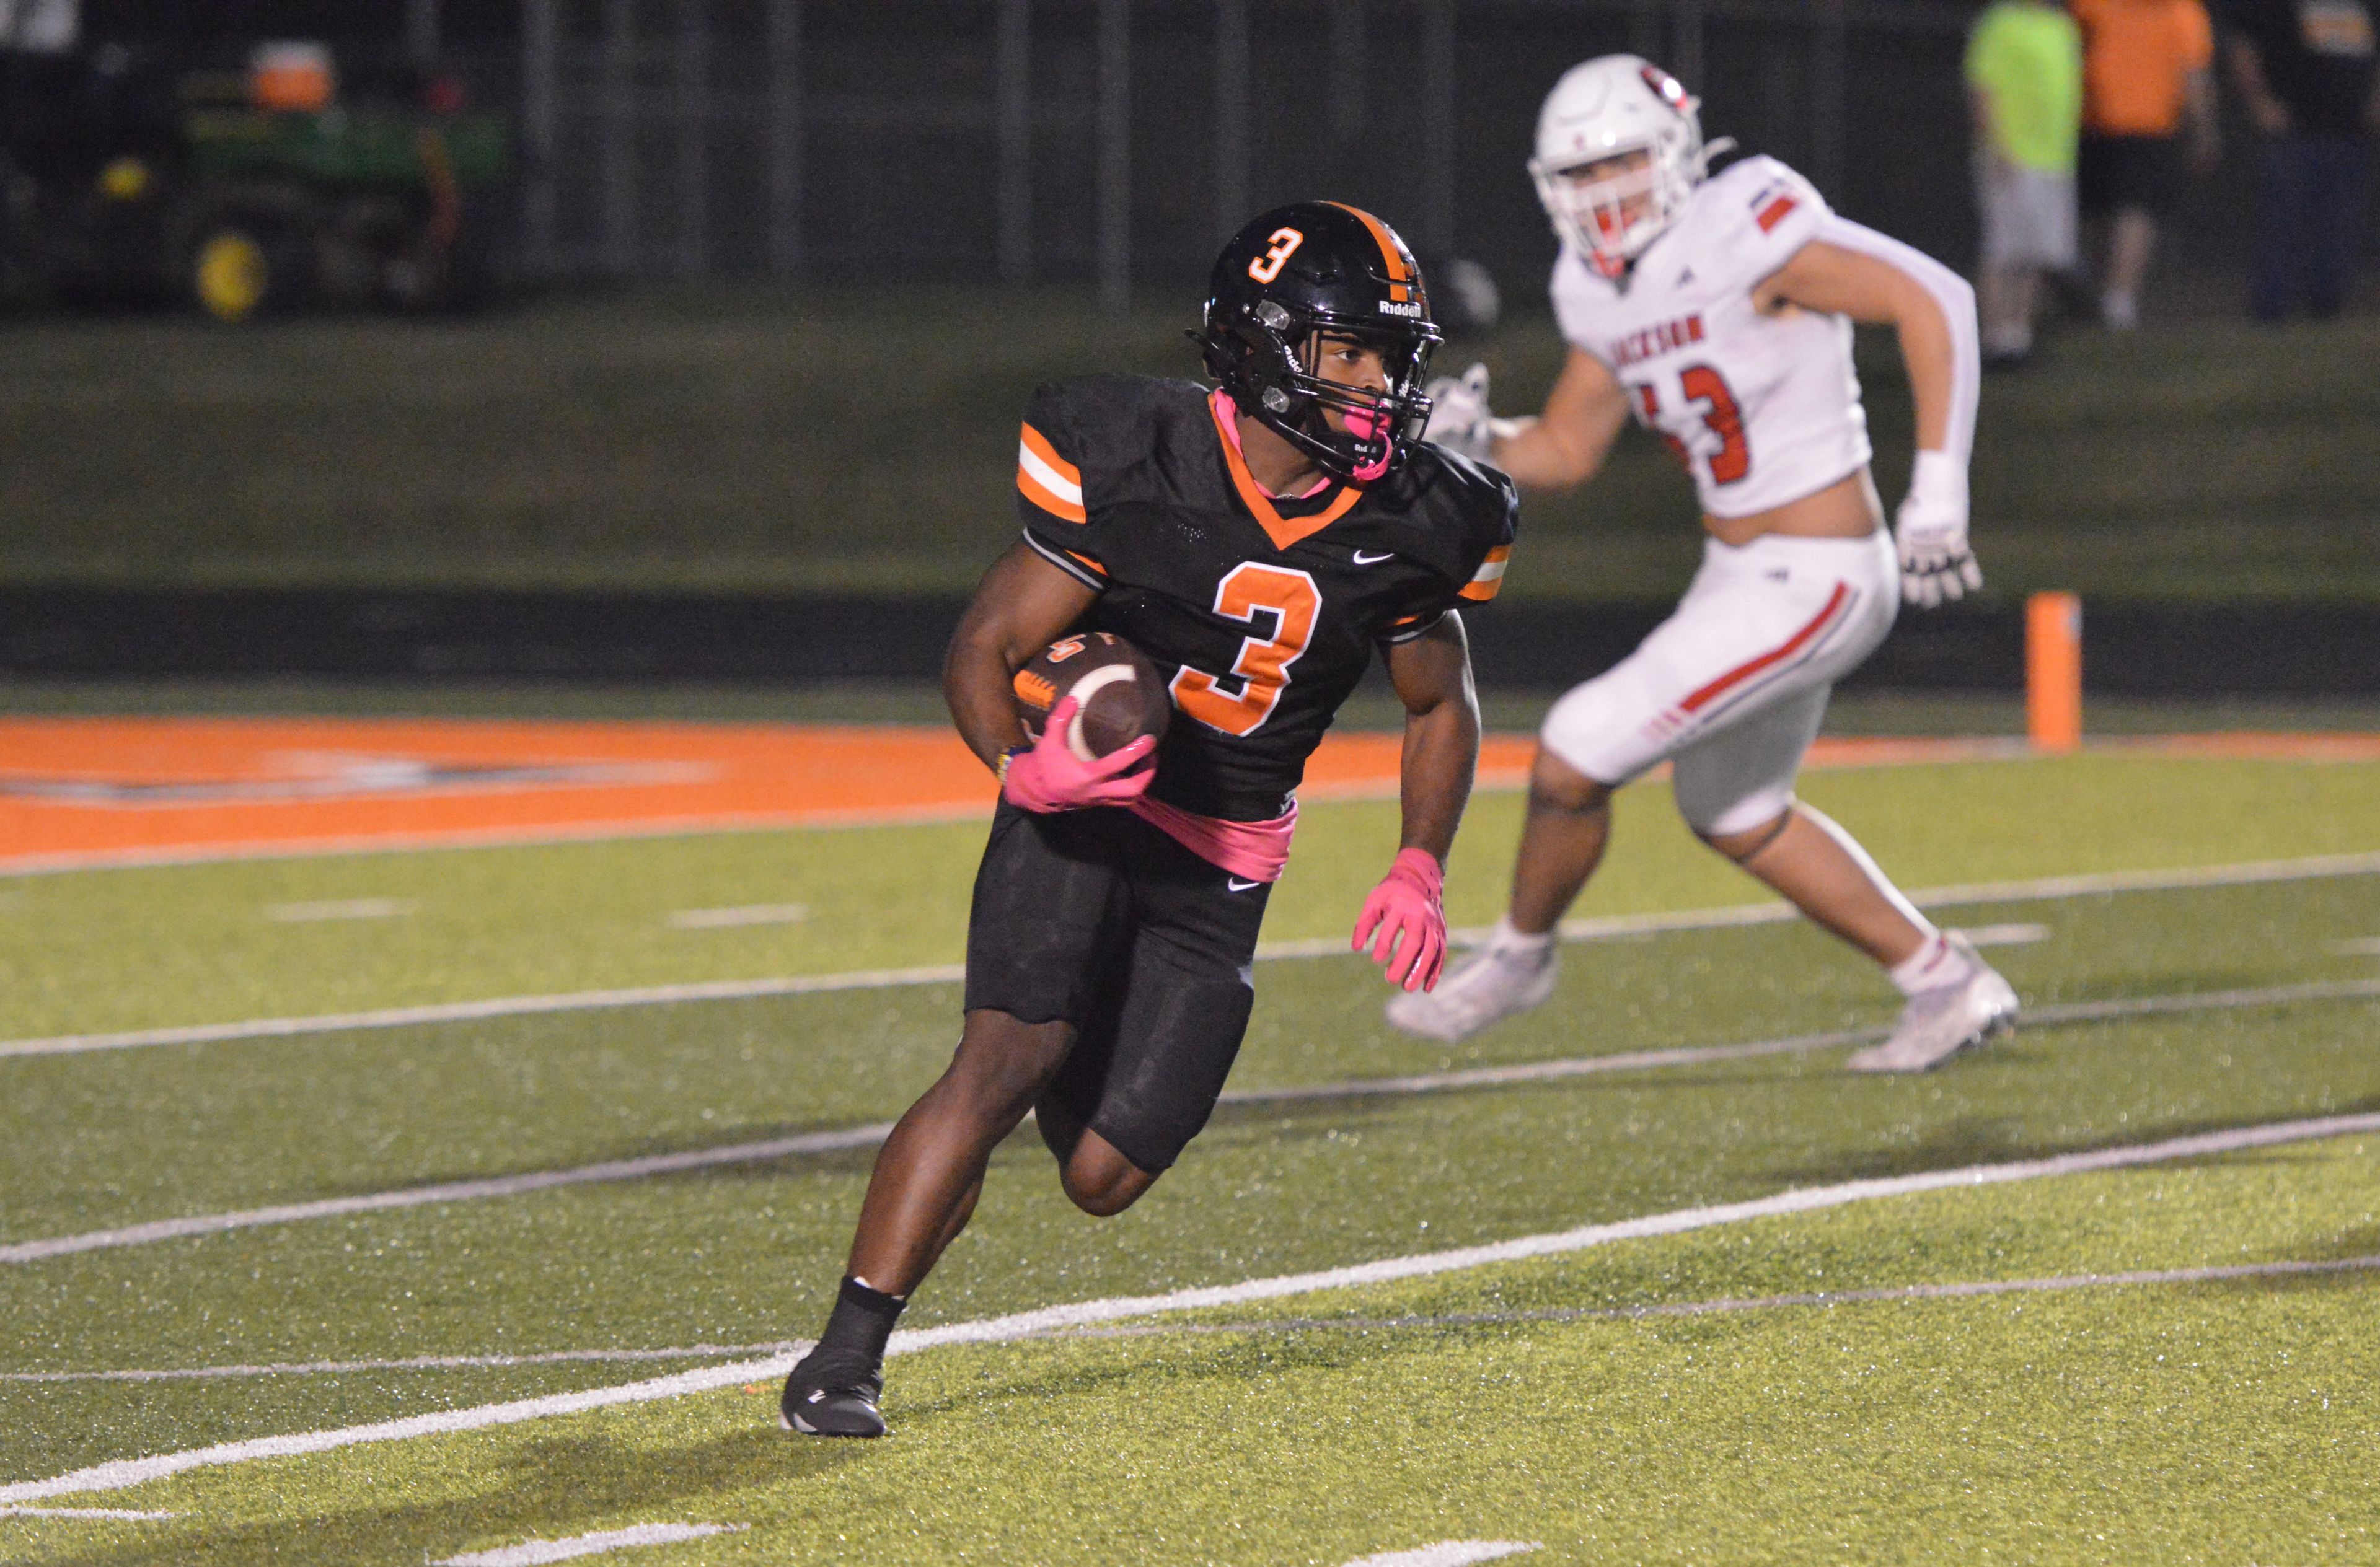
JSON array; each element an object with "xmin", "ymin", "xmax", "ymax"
[{"xmin": 811, "ymin": 1276, "xmax": 906, "ymax": 1369}]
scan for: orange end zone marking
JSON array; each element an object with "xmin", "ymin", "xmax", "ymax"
[
  {"xmin": 0, "ymin": 716, "xmax": 994, "ymax": 874},
  {"xmin": 2, "ymin": 717, "xmax": 2373, "ymax": 874}
]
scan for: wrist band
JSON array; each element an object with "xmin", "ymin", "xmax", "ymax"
[{"xmin": 996, "ymin": 745, "xmax": 1029, "ymax": 785}]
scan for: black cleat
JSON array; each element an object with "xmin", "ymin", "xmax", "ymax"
[{"xmin": 779, "ymin": 1348, "xmax": 888, "ymax": 1438}]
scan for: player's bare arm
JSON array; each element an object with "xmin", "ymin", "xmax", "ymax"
[
  {"xmin": 1471, "ymin": 346, "xmax": 1631, "ymax": 494},
  {"xmin": 944, "ymin": 545, "xmax": 1157, "ymax": 810},
  {"xmin": 1753, "ymin": 240, "xmax": 1960, "ymax": 454},
  {"xmin": 1352, "ymin": 612, "xmax": 1480, "ymax": 993},
  {"xmin": 1385, "ymin": 612, "xmax": 1480, "ymax": 864},
  {"xmin": 1756, "ymin": 222, "xmax": 1984, "ymax": 605},
  {"xmin": 942, "ymin": 543, "xmax": 1096, "ymax": 768}
]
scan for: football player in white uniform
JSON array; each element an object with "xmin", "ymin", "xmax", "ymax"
[{"xmin": 1392, "ymin": 55, "xmax": 2017, "ymax": 1071}]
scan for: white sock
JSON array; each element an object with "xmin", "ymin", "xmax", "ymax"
[
  {"xmin": 2102, "ymin": 290, "xmax": 2139, "ymax": 330},
  {"xmin": 1889, "ymin": 929, "xmax": 1975, "ymax": 997},
  {"xmin": 1491, "ymin": 917, "xmax": 1556, "ymax": 963}
]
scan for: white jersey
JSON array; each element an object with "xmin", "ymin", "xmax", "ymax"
[{"xmin": 1551, "ymin": 156, "xmax": 1872, "ymax": 519}]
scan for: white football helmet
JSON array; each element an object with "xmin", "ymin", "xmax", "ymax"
[{"xmin": 1529, "ymin": 55, "xmax": 1726, "ymax": 279}]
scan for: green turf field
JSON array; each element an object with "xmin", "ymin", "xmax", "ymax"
[
  {"xmin": 6, "ymin": 751, "xmax": 2379, "ymax": 1041},
  {"xmin": 2, "ymin": 293, "xmax": 2375, "ymax": 602},
  {"xmin": 7, "ymin": 677, "xmax": 2380, "ymax": 738},
  {"xmin": 4, "ymin": 744, "xmax": 2379, "ymax": 1563}
]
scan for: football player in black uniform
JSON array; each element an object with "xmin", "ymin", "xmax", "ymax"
[{"xmin": 781, "ymin": 202, "xmax": 1520, "ymax": 1438}]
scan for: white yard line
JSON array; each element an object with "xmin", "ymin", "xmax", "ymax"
[
  {"xmin": 1057, "ymin": 1253, "xmax": 2380, "ymax": 1340},
  {"xmin": 8, "ymin": 848, "xmax": 2379, "ymax": 1062},
  {"xmin": 1962, "ymin": 922, "xmax": 2049, "ymax": 947},
  {"xmin": 436, "ymin": 1523, "xmax": 743, "ymax": 1566},
  {"xmin": 665, "ymin": 904, "xmax": 808, "ymax": 930},
  {"xmin": 31, "ymin": 1250, "xmax": 2377, "ymax": 1388},
  {"xmin": 2330, "ymin": 936, "xmax": 2380, "ymax": 957},
  {"xmin": 0, "ymin": 1125, "xmax": 892, "ymax": 1265},
  {"xmin": 263, "ymin": 899, "xmax": 416, "ymax": 923},
  {"xmin": 9, "ymin": 976, "xmax": 2379, "ymax": 1268},
  {"xmin": 1344, "ymin": 1543, "xmax": 1541, "ymax": 1567},
  {"xmin": 0, "ymin": 1345, "xmax": 803, "ymax": 1385},
  {"xmin": 1220, "ymin": 975, "xmax": 2380, "ymax": 1105},
  {"xmin": 2, "ymin": 1110, "xmax": 2376, "ymax": 1506},
  {"xmin": 0, "ymin": 1505, "xmax": 177, "ymax": 1521},
  {"xmin": 0, "ymin": 968, "xmax": 967, "ymax": 1061},
  {"xmin": 0, "ymin": 808, "xmax": 1005, "ymax": 880}
]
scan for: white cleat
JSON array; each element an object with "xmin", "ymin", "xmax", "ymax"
[
  {"xmin": 1385, "ymin": 940, "xmax": 1558, "ymax": 1042},
  {"xmin": 1846, "ymin": 937, "xmax": 2019, "ymax": 1073}
]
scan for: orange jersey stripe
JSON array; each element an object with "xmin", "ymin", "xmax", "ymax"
[
  {"xmin": 1457, "ymin": 544, "xmax": 1512, "ymax": 601},
  {"xmin": 1017, "ymin": 466, "xmax": 1088, "ymax": 524},
  {"xmin": 1018, "ymin": 422, "xmax": 1082, "ymax": 488}
]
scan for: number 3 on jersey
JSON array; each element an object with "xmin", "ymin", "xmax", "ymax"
[
  {"xmin": 1636, "ymin": 362, "xmax": 1750, "ymax": 486},
  {"xmin": 1171, "ymin": 563, "xmax": 1320, "ymax": 737}
]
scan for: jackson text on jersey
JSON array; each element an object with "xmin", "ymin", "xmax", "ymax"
[{"xmin": 1611, "ymin": 313, "xmax": 1707, "ymax": 368}]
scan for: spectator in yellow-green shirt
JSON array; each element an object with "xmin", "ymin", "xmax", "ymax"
[{"xmin": 1968, "ymin": 0, "xmax": 2085, "ymax": 364}]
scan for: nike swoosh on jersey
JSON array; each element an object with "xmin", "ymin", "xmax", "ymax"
[
  {"xmin": 1226, "ymin": 877, "xmax": 1263, "ymax": 892},
  {"xmin": 1351, "ymin": 550, "xmax": 1396, "ymax": 566}
]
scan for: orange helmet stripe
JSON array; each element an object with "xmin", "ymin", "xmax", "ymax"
[
  {"xmin": 1018, "ymin": 465, "xmax": 1088, "ymax": 524},
  {"xmin": 1321, "ymin": 201, "xmax": 1415, "ymax": 303}
]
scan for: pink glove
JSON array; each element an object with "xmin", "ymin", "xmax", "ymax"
[
  {"xmin": 1352, "ymin": 847, "xmax": 1447, "ymax": 992},
  {"xmin": 1001, "ymin": 694, "xmax": 1157, "ymax": 813}
]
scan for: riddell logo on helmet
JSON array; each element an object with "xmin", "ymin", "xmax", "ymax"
[{"xmin": 1376, "ymin": 299, "xmax": 1422, "ymax": 318}]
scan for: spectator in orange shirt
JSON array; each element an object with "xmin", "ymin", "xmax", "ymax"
[{"xmin": 2072, "ymin": 0, "xmax": 2222, "ymax": 327}]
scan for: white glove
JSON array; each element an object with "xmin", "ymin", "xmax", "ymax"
[
  {"xmin": 1422, "ymin": 362, "xmax": 1499, "ymax": 462},
  {"xmin": 1894, "ymin": 450, "xmax": 1983, "ymax": 607}
]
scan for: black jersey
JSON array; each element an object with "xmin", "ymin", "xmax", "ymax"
[{"xmin": 1014, "ymin": 374, "xmax": 1519, "ymax": 822}]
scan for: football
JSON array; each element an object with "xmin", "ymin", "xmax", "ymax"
[{"xmin": 1012, "ymin": 631, "xmax": 1171, "ymax": 761}]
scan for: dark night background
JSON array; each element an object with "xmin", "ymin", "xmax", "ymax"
[{"xmin": 51, "ymin": 0, "xmax": 2300, "ymax": 297}]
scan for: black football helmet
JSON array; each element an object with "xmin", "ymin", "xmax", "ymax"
[{"xmin": 1199, "ymin": 201, "xmax": 1442, "ymax": 484}]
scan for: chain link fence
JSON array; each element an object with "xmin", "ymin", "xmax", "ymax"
[
  {"xmin": 508, "ymin": 0, "xmax": 2009, "ymax": 301},
  {"xmin": 84, "ymin": 1, "xmax": 2282, "ymax": 308}
]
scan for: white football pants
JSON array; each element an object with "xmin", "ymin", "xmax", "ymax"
[{"xmin": 1539, "ymin": 529, "xmax": 1899, "ymax": 836}]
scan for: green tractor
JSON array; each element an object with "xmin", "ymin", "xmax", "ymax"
[{"xmin": 1, "ymin": 33, "xmax": 511, "ymax": 320}]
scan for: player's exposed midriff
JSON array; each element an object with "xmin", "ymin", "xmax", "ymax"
[{"xmin": 1701, "ymin": 465, "xmax": 1884, "ymax": 548}]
